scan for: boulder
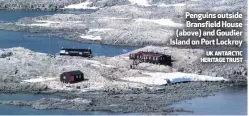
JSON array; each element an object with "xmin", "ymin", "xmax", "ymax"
[{"xmin": 0, "ymin": 49, "xmax": 12, "ymax": 58}]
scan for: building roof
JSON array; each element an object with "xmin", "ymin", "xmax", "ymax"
[
  {"xmin": 131, "ymin": 51, "xmax": 165, "ymax": 57},
  {"xmin": 61, "ymin": 48, "xmax": 91, "ymax": 52},
  {"xmin": 62, "ymin": 70, "xmax": 83, "ymax": 76}
]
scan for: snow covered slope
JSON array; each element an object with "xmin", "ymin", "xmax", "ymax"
[{"xmin": 122, "ymin": 72, "xmax": 228, "ymax": 85}]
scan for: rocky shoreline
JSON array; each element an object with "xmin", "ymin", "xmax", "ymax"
[{"xmin": 0, "ymin": 82, "xmax": 246, "ymax": 114}]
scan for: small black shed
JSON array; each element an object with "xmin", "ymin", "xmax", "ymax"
[
  {"xmin": 60, "ymin": 70, "xmax": 84, "ymax": 83},
  {"xmin": 60, "ymin": 48, "xmax": 92, "ymax": 58}
]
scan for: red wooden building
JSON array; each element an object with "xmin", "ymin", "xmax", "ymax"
[
  {"xmin": 129, "ymin": 51, "xmax": 172, "ymax": 66},
  {"xmin": 60, "ymin": 70, "xmax": 84, "ymax": 83}
]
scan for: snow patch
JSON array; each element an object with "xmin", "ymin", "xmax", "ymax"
[
  {"xmin": 22, "ymin": 77, "xmax": 56, "ymax": 83},
  {"xmin": 122, "ymin": 72, "xmax": 228, "ymax": 85},
  {"xmin": 29, "ymin": 20, "xmax": 60, "ymax": 27},
  {"xmin": 80, "ymin": 35, "xmax": 102, "ymax": 41},
  {"xmin": 157, "ymin": 3, "xmax": 186, "ymax": 7},
  {"xmin": 64, "ymin": 0, "xmax": 98, "ymax": 9},
  {"xmin": 82, "ymin": 59, "xmax": 100, "ymax": 64},
  {"xmin": 0, "ymin": 50, "xmax": 5, "ymax": 55},
  {"xmin": 128, "ymin": 0, "xmax": 150, "ymax": 6},
  {"xmin": 83, "ymin": 59, "xmax": 114, "ymax": 68},
  {"xmin": 135, "ymin": 18, "xmax": 184, "ymax": 28},
  {"xmin": 95, "ymin": 17, "xmax": 130, "ymax": 20},
  {"xmin": 30, "ymin": 23, "xmax": 51, "ymax": 27},
  {"xmin": 88, "ymin": 28, "xmax": 114, "ymax": 33},
  {"xmin": 36, "ymin": 21, "xmax": 60, "ymax": 23}
]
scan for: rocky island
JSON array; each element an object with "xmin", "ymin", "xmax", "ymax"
[
  {"xmin": 0, "ymin": 0, "xmax": 247, "ymax": 115},
  {"xmin": 0, "ymin": 46, "xmax": 246, "ymax": 114}
]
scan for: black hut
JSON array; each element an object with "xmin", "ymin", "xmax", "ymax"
[
  {"xmin": 60, "ymin": 48, "xmax": 92, "ymax": 58},
  {"xmin": 60, "ymin": 70, "xmax": 84, "ymax": 83}
]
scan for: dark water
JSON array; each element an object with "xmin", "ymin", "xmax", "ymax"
[
  {"xmin": 170, "ymin": 87, "xmax": 247, "ymax": 115},
  {"xmin": 0, "ymin": 10, "xmax": 137, "ymax": 57},
  {"xmin": 0, "ymin": 30, "xmax": 137, "ymax": 57},
  {"xmin": 0, "ymin": 10, "xmax": 96, "ymax": 22}
]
